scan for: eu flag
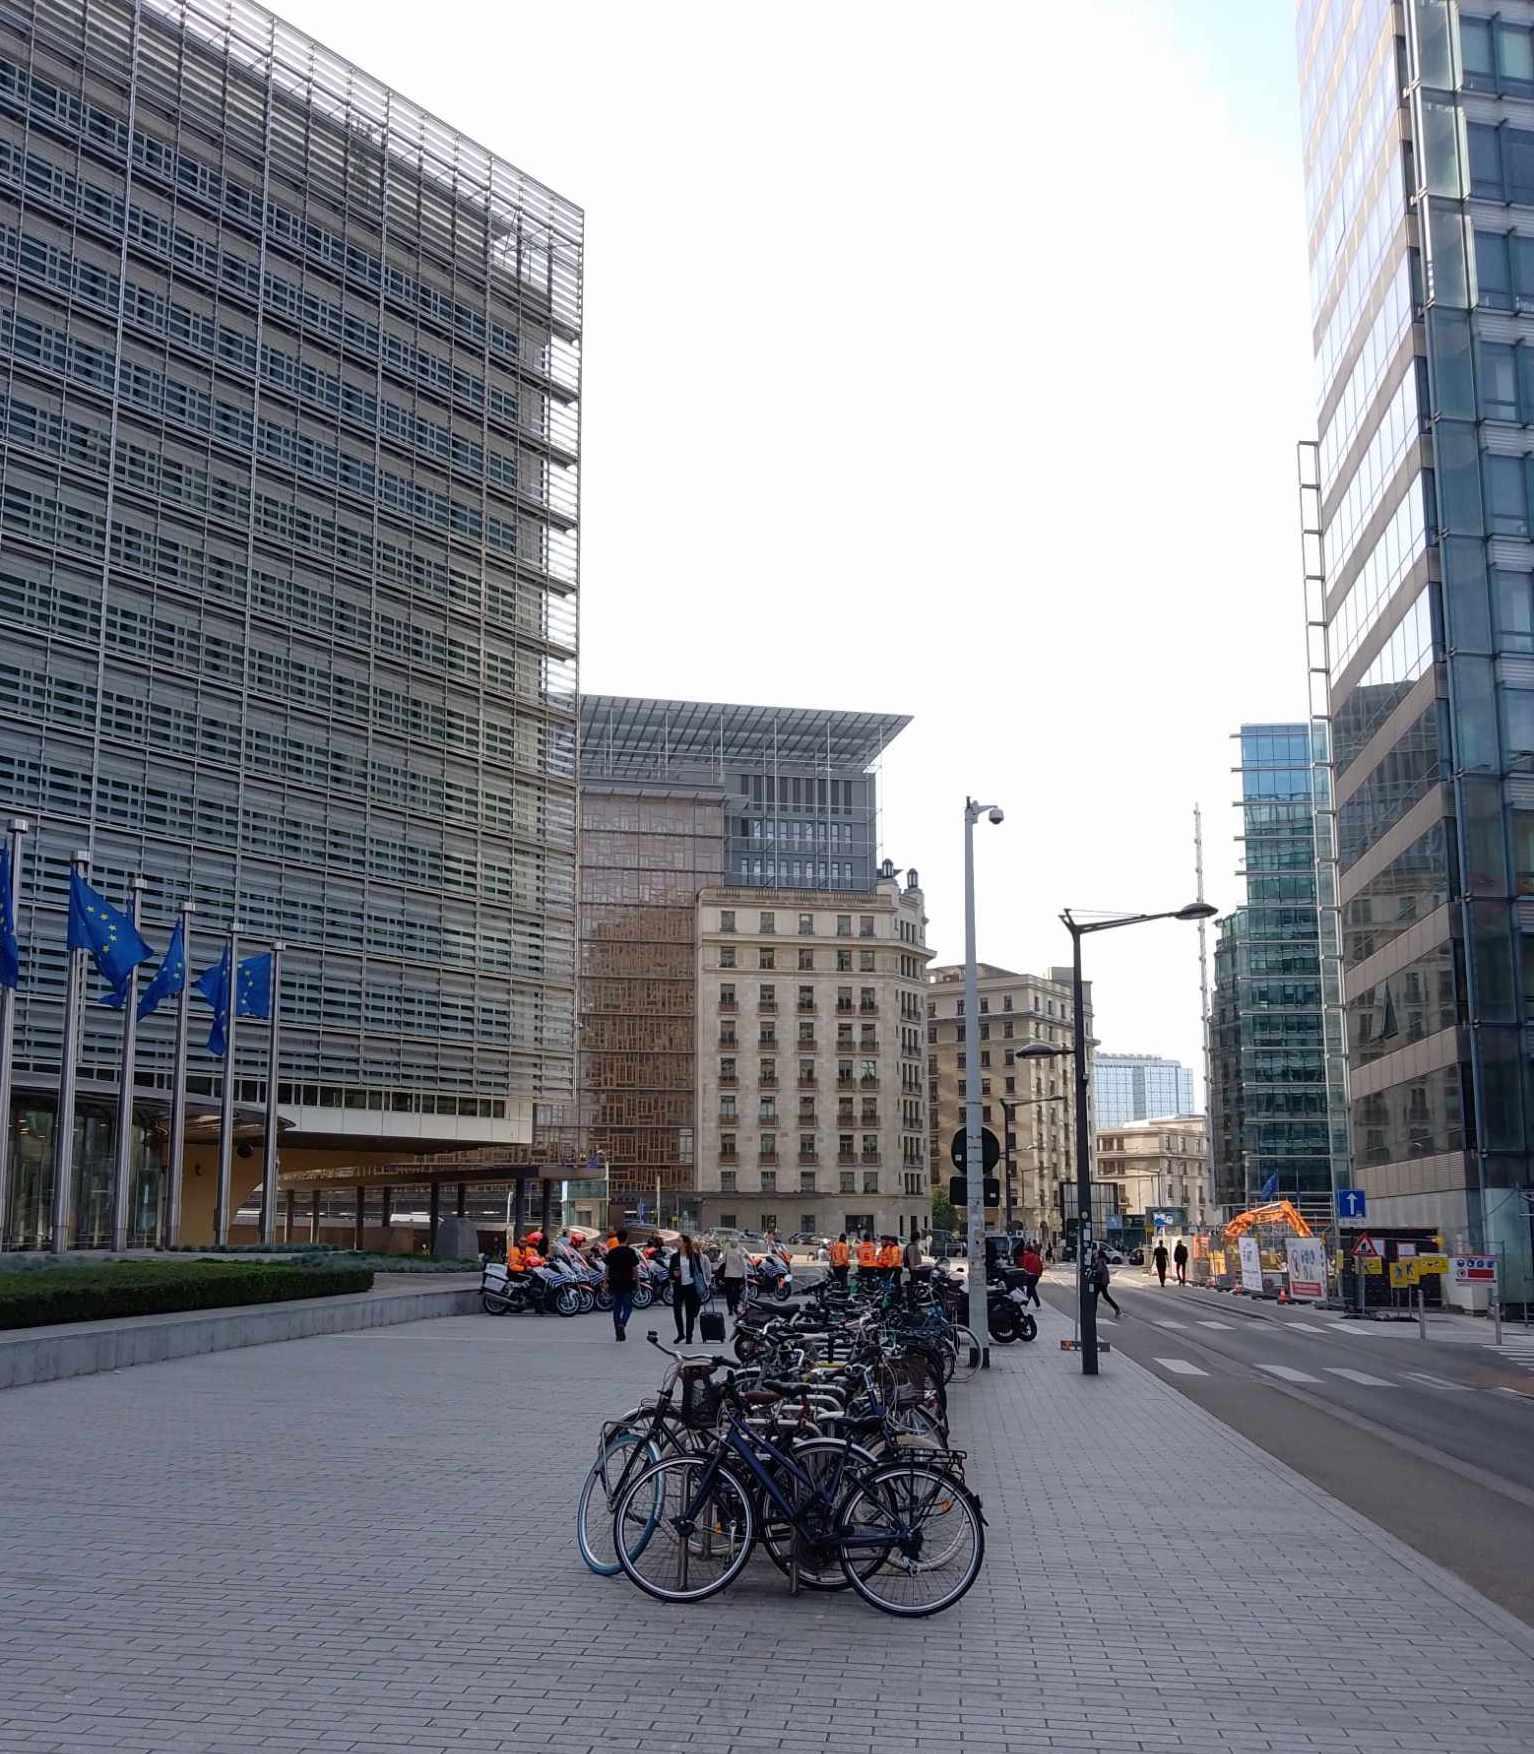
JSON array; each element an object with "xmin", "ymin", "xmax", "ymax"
[
  {"xmin": 1258, "ymin": 1172, "xmax": 1279, "ymax": 1200},
  {"xmin": 136, "ymin": 917, "xmax": 187, "ymax": 1022},
  {"xmin": 67, "ymin": 871, "xmax": 152, "ymax": 1005},
  {"xmin": 195, "ymin": 947, "xmax": 273, "ymax": 1056},
  {"xmin": 0, "ymin": 847, "xmax": 18, "ymax": 990}
]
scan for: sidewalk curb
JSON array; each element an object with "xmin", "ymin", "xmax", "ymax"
[{"xmin": 1039, "ymin": 1301, "xmax": 1534, "ymax": 1661}]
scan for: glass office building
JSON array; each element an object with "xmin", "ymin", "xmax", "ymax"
[
  {"xmin": 1091, "ymin": 1054, "xmax": 1195, "ymax": 1130},
  {"xmin": 1208, "ymin": 726, "xmax": 1340, "ymax": 1215},
  {"xmin": 0, "ymin": 0, "xmax": 581, "ymax": 1245},
  {"xmin": 1296, "ymin": 0, "xmax": 1534, "ymax": 1292}
]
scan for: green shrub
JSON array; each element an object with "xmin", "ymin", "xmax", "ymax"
[{"xmin": 0, "ymin": 1260, "xmax": 374, "ymax": 1330}]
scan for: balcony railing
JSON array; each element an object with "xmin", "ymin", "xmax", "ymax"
[
  {"xmin": 798, "ymin": 998, "xmax": 816, "ymax": 1012},
  {"xmin": 835, "ymin": 1001, "xmax": 854, "ymax": 1014},
  {"xmin": 798, "ymin": 1071, "xmax": 817, "ymax": 1087},
  {"xmin": 719, "ymin": 996, "xmax": 737, "ymax": 1011},
  {"xmin": 719, "ymin": 1071, "xmax": 738, "ymax": 1085},
  {"xmin": 761, "ymin": 1074, "xmax": 779, "ymax": 1088},
  {"xmin": 759, "ymin": 998, "xmax": 778, "ymax": 1012}
]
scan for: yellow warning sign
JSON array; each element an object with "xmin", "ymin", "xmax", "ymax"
[
  {"xmin": 1360, "ymin": 1257, "xmax": 1383, "ymax": 1276},
  {"xmin": 1389, "ymin": 1259, "xmax": 1420, "ymax": 1288},
  {"xmin": 1416, "ymin": 1253, "xmax": 1449, "ymax": 1276}
]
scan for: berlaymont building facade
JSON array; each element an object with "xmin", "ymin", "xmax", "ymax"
[{"xmin": 0, "ymin": 0, "xmax": 582, "ymax": 1246}]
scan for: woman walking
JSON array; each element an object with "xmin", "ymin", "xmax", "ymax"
[
  {"xmin": 670, "ymin": 1233, "xmax": 707, "ymax": 1343},
  {"xmin": 720, "ymin": 1238, "xmax": 748, "ymax": 1320}
]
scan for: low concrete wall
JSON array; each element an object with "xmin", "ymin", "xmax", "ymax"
[{"xmin": 0, "ymin": 1277, "xmax": 480, "ymax": 1392}]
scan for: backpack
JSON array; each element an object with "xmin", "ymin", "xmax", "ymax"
[{"xmin": 1093, "ymin": 1260, "xmax": 1111, "ymax": 1290}]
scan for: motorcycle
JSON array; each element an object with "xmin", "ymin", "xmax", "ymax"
[
  {"xmin": 748, "ymin": 1254, "xmax": 794, "ymax": 1303},
  {"xmin": 989, "ymin": 1271, "xmax": 1039, "ymax": 1344},
  {"xmin": 480, "ymin": 1261, "xmax": 529, "ymax": 1315}
]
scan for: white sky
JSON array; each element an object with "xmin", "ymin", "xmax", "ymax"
[{"xmin": 283, "ymin": 0, "xmax": 1317, "ymax": 1099}]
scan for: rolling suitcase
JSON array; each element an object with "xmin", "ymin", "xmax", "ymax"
[{"xmin": 699, "ymin": 1307, "xmax": 726, "ymax": 1344}]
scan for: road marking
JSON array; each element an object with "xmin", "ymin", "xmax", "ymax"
[
  {"xmin": 1196, "ymin": 1320, "xmax": 1233, "ymax": 1330},
  {"xmin": 1151, "ymin": 1319, "xmax": 1188, "ymax": 1330},
  {"xmin": 1257, "ymin": 1364, "xmax": 1323, "ymax": 1384},
  {"xmin": 1324, "ymin": 1367, "xmax": 1394, "ymax": 1387},
  {"xmin": 1403, "ymin": 1372, "xmax": 1471, "ymax": 1391},
  {"xmin": 1154, "ymin": 1358, "xmax": 1209, "ymax": 1376},
  {"xmin": 1283, "ymin": 1321, "xmax": 1332, "ymax": 1335}
]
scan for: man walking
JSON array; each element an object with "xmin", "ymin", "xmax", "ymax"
[
  {"xmin": 605, "ymin": 1227, "xmax": 640, "ymax": 1342},
  {"xmin": 1091, "ymin": 1246, "xmax": 1123, "ymax": 1321},
  {"xmin": 1016, "ymin": 1239, "xmax": 1043, "ymax": 1308},
  {"xmin": 1173, "ymin": 1239, "xmax": 1189, "ymax": 1286},
  {"xmin": 720, "ymin": 1237, "xmax": 748, "ymax": 1319},
  {"xmin": 1152, "ymin": 1239, "xmax": 1170, "ymax": 1288}
]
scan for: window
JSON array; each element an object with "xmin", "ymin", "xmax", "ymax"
[
  {"xmin": 760, "ymin": 911, "xmax": 776, "ymax": 933},
  {"xmin": 800, "ymin": 1211, "xmax": 816, "ymax": 1232},
  {"xmin": 860, "ymin": 949, "xmax": 875, "ymax": 972},
  {"xmin": 836, "ymin": 948, "xmax": 852, "ymax": 971},
  {"xmin": 719, "ymin": 1212, "xmax": 736, "ymax": 1229},
  {"xmin": 1003, "ymin": 994, "xmax": 1013, "ymax": 1011},
  {"xmin": 1485, "ymin": 454, "xmax": 1531, "ymax": 536},
  {"xmin": 836, "ymin": 915, "xmax": 852, "ymax": 936},
  {"xmin": 1463, "ymin": 16, "xmax": 1494, "ymax": 89},
  {"xmin": 800, "ymin": 1134, "xmax": 816, "ymax": 1159},
  {"xmin": 799, "ymin": 947, "xmax": 814, "ymax": 971},
  {"xmin": 862, "ymin": 1171, "xmax": 879, "ymax": 1194},
  {"xmin": 759, "ymin": 946, "xmax": 776, "ymax": 970},
  {"xmin": 720, "ymin": 946, "xmax": 736, "ymax": 968},
  {"xmin": 1480, "ymin": 341, "xmax": 1520, "ymax": 421},
  {"xmin": 761, "ymin": 1213, "xmax": 778, "ymax": 1233},
  {"xmin": 1005, "ymin": 1076, "xmax": 1016, "ymax": 1094},
  {"xmin": 799, "ymin": 912, "xmax": 814, "ymax": 934},
  {"xmin": 760, "ymin": 983, "xmax": 776, "ymax": 1009},
  {"xmin": 721, "ymin": 1138, "xmax": 736, "ymax": 1164},
  {"xmin": 839, "ymin": 1172, "xmax": 856, "ymax": 1193},
  {"xmin": 720, "ymin": 1056, "xmax": 736, "ymax": 1082},
  {"xmin": 760, "ymin": 1171, "xmax": 777, "ymax": 1193},
  {"xmin": 720, "ymin": 983, "xmax": 736, "ymax": 1009},
  {"xmin": 1501, "ymin": 20, "xmax": 1534, "ymax": 88},
  {"xmin": 720, "ymin": 910, "xmax": 735, "ymax": 932}
]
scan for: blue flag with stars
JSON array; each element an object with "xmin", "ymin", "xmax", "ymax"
[
  {"xmin": 0, "ymin": 848, "xmax": 18, "ymax": 990},
  {"xmin": 67, "ymin": 871, "xmax": 152, "ymax": 1006},
  {"xmin": 136, "ymin": 918, "xmax": 187, "ymax": 1023},
  {"xmin": 1258, "ymin": 1172, "xmax": 1279, "ymax": 1200},
  {"xmin": 195, "ymin": 948, "xmax": 272, "ymax": 1056}
]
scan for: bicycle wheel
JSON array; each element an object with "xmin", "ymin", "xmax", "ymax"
[
  {"xmin": 836, "ymin": 1461, "xmax": 984, "ymax": 1618},
  {"xmin": 949, "ymin": 1327, "xmax": 981, "ymax": 1383},
  {"xmin": 577, "ymin": 1431, "xmax": 662, "ymax": 1575},
  {"xmin": 759, "ymin": 1437, "xmax": 879, "ymax": 1591},
  {"xmin": 614, "ymin": 1456, "xmax": 754, "ymax": 1604}
]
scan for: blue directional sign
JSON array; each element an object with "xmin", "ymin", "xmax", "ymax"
[{"xmin": 1336, "ymin": 1188, "xmax": 1367, "ymax": 1220}]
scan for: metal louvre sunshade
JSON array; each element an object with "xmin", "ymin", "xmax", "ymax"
[{"xmin": 579, "ymin": 696, "xmax": 910, "ymax": 779}]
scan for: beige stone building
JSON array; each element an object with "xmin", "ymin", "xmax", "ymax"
[
  {"xmin": 695, "ymin": 868, "xmax": 932, "ymax": 1238},
  {"xmin": 1095, "ymin": 1115, "xmax": 1211, "ymax": 1232},
  {"xmin": 926, "ymin": 963, "xmax": 1093, "ymax": 1243}
]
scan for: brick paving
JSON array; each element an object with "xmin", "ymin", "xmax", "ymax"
[{"xmin": 2, "ymin": 1297, "xmax": 1533, "ymax": 1752}]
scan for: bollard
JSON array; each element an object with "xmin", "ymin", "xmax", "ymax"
[
  {"xmin": 1417, "ymin": 1284, "xmax": 1426, "ymax": 1343},
  {"xmin": 1494, "ymin": 1292, "xmax": 1504, "ymax": 1347}
]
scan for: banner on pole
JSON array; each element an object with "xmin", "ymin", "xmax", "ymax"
[{"xmin": 1285, "ymin": 1235, "xmax": 1326, "ymax": 1300}]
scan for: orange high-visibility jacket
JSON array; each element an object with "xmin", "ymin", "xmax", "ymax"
[
  {"xmin": 829, "ymin": 1241, "xmax": 850, "ymax": 1267},
  {"xmin": 857, "ymin": 1241, "xmax": 878, "ymax": 1268},
  {"xmin": 878, "ymin": 1244, "xmax": 901, "ymax": 1269},
  {"xmin": 506, "ymin": 1243, "xmax": 525, "ymax": 1271}
]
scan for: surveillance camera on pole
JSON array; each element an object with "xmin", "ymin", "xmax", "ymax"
[{"xmin": 962, "ymin": 797, "xmax": 1005, "ymax": 1368}]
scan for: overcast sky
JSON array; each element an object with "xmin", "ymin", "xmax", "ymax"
[{"xmin": 285, "ymin": 0, "xmax": 1317, "ymax": 1100}]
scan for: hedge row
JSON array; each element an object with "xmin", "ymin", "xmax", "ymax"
[{"xmin": 0, "ymin": 1260, "xmax": 375, "ymax": 1330}]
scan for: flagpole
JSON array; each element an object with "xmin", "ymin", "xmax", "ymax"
[
  {"xmin": 260, "ymin": 940, "xmax": 284, "ymax": 1246},
  {"xmin": 51, "ymin": 849, "xmax": 92, "ymax": 1252},
  {"xmin": 0, "ymin": 817, "xmax": 28, "ymax": 1249},
  {"xmin": 215, "ymin": 921, "xmax": 239, "ymax": 1246},
  {"xmin": 165, "ymin": 900, "xmax": 193, "ymax": 1249},
  {"xmin": 110, "ymin": 874, "xmax": 148, "ymax": 1253}
]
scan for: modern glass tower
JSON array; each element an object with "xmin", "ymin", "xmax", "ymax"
[
  {"xmin": 1091, "ymin": 1053, "xmax": 1194, "ymax": 1130},
  {"xmin": 1208, "ymin": 726, "xmax": 1339, "ymax": 1215},
  {"xmin": 1296, "ymin": 0, "xmax": 1534, "ymax": 1294},
  {"xmin": 0, "ymin": 0, "xmax": 581, "ymax": 1245}
]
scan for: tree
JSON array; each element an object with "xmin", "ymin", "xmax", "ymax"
[{"xmin": 930, "ymin": 1195, "xmax": 955, "ymax": 1235}]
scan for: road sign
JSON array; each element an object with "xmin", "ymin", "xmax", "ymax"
[
  {"xmin": 950, "ymin": 1127, "xmax": 1000, "ymax": 1173},
  {"xmin": 1353, "ymin": 1233, "xmax": 1381, "ymax": 1259},
  {"xmin": 948, "ymin": 1175, "xmax": 1001, "ymax": 1209},
  {"xmin": 1453, "ymin": 1254, "xmax": 1497, "ymax": 1284},
  {"xmin": 1336, "ymin": 1188, "xmax": 1367, "ymax": 1219},
  {"xmin": 1360, "ymin": 1257, "xmax": 1383, "ymax": 1276},
  {"xmin": 1389, "ymin": 1259, "xmax": 1420, "ymax": 1288},
  {"xmin": 1416, "ymin": 1253, "xmax": 1449, "ymax": 1277}
]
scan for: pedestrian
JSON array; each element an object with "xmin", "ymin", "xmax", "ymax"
[
  {"xmin": 879, "ymin": 1234, "xmax": 901, "ymax": 1291},
  {"xmin": 721, "ymin": 1237, "xmax": 748, "ymax": 1318},
  {"xmin": 1173, "ymin": 1239, "xmax": 1189, "ymax": 1286},
  {"xmin": 605, "ymin": 1227, "xmax": 640, "ymax": 1342},
  {"xmin": 1091, "ymin": 1246, "xmax": 1122, "ymax": 1319},
  {"xmin": 828, "ymin": 1233, "xmax": 851, "ymax": 1292},
  {"xmin": 856, "ymin": 1233, "xmax": 878, "ymax": 1289},
  {"xmin": 902, "ymin": 1230, "xmax": 925, "ymax": 1304},
  {"xmin": 670, "ymin": 1232, "xmax": 707, "ymax": 1343},
  {"xmin": 1018, "ymin": 1240, "xmax": 1044, "ymax": 1307},
  {"xmin": 1153, "ymin": 1240, "xmax": 1170, "ymax": 1287},
  {"xmin": 1044, "ymin": 1238, "xmax": 1056, "ymax": 1264}
]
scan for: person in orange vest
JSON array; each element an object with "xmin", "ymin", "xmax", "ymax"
[
  {"xmin": 878, "ymin": 1236, "xmax": 902, "ymax": 1288},
  {"xmin": 506, "ymin": 1237, "xmax": 526, "ymax": 1273},
  {"xmin": 828, "ymin": 1234, "xmax": 851, "ymax": 1292},
  {"xmin": 856, "ymin": 1234, "xmax": 878, "ymax": 1289}
]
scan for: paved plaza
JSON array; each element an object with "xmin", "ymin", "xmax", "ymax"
[{"xmin": 3, "ymin": 1298, "xmax": 1534, "ymax": 1754}]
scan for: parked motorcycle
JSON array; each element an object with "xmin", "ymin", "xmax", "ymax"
[{"xmin": 748, "ymin": 1254, "xmax": 794, "ymax": 1303}]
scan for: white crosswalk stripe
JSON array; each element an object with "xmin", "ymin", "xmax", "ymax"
[
  {"xmin": 1324, "ymin": 1367, "xmax": 1394, "ymax": 1387},
  {"xmin": 1155, "ymin": 1358, "xmax": 1209, "ymax": 1377},
  {"xmin": 1283, "ymin": 1322, "xmax": 1333, "ymax": 1336},
  {"xmin": 1151, "ymin": 1320, "xmax": 1188, "ymax": 1330},
  {"xmin": 1257, "ymin": 1364, "xmax": 1323, "ymax": 1384},
  {"xmin": 1196, "ymin": 1320, "xmax": 1232, "ymax": 1330},
  {"xmin": 1403, "ymin": 1372, "xmax": 1472, "ymax": 1391}
]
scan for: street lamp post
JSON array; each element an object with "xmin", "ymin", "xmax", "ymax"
[
  {"xmin": 1001, "ymin": 1043, "xmax": 1073, "ymax": 1236},
  {"xmin": 962, "ymin": 797, "xmax": 1005, "ymax": 1367},
  {"xmin": 1062, "ymin": 902, "xmax": 1216, "ymax": 1377}
]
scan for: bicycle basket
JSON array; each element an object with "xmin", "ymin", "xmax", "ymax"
[{"xmin": 679, "ymin": 1363, "xmax": 724, "ymax": 1431}]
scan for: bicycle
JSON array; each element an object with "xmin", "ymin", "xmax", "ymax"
[{"xmin": 613, "ymin": 1334, "xmax": 985, "ymax": 1617}]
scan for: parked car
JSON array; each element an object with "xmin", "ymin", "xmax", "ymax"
[{"xmin": 1128, "ymin": 1246, "xmax": 1145, "ymax": 1266}]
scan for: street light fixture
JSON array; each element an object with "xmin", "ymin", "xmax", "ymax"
[
  {"xmin": 962, "ymin": 797, "xmax": 1004, "ymax": 1367},
  {"xmin": 1000, "ymin": 1041, "xmax": 1072, "ymax": 1234},
  {"xmin": 1062, "ymin": 901, "xmax": 1217, "ymax": 1377}
]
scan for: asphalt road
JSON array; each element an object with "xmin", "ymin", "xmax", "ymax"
[{"xmin": 1040, "ymin": 1267, "xmax": 1534, "ymax": 1626}]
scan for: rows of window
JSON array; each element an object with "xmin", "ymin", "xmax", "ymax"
[
  {"xmin": 1321, "ymin": 365, "xmax": 1421, "ymax": 583},
  {"xmin": 2, "ymin": 306, "xmax": 531, "ymax": 561},
  {"xmin": 1468, "ymin": 122, "xmax": 1534, "ymax": 206},
  {"xmin": 718, "ymin": 909, "xmax": 879, "ymax": 936},
  {"xmin": 0, "ymin": 389, "xmax": 572, "ymax": 640},
  {"xmin": 1337, "ymin": 706, "xmax": 1444, "ymax": 872},
  {"xmin": 1314, "ymin": 141, "xmax": 1408, "ymax": 408},
  {"xmin": 1353, "ymin": 1063, "xmax": 1466, "ymax": 1167},
  {"xmin": 1341, "ymin": 821, "xmax": 1454, "ymax": 966},
  {"xmin": 0, "ymin": 733, "xmax": 569, "ymax": 913},
  {"xmin": 0, "ymin": 553, "xmax": 560, "ymax": 738},
  {"xmin": 0, "ymin": 58, "xmax": 534, "ymax": 371},
  {"xmin": 1333, "ymin": 588, "xmax": 1435, "ymax": 779},
  {"xmin": 0, "ymin": 470, "xmax": 563, "ymax": 662},
  {"xmin": 732, "ymin": 859, "xmax": 862, "ymax": 888},
  {"xmin": 1320, "ymin": 258, "xmax": 1411, "ymax": 491},
  {"xmin": 1462, "ymin": 17, "xmax": 1534, "ymax": 96},
  {"xmin": 1329, "ymin": 485, "xmax": 1428, "ymax": 677},
  {"xmin": 1474, "ymin": 227, "xmax": 1534, "ymax": 312},
  {"xmin": 718, "ymin": 945, "xmax": 881, "ymax": 972},
  {"xmin": 738, "ymin": 818, "xmax": 861, "ymax": 849}
]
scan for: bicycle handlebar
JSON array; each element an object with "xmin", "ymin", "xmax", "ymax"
[{"xmin": 644, "ymin": 1330, "xmax": 730, "ymax": 1370}]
